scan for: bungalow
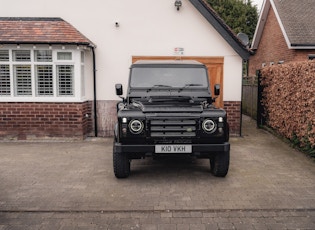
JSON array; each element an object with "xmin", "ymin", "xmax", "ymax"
[
  {"xmin": 0, "ymin": 0, "xmax": 250, "ymax": 140},
  {"xmin": 249, "ymin": 0, "xmax": 315, "ymax": 76}
]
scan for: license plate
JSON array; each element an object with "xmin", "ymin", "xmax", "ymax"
[{"xmin": 155, "ymin": 145, "xmax": 192, "ymax": 153}]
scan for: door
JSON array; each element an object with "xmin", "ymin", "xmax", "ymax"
[{"xmin": 132, "ymin": 56, "xmax": 224, "ymax": 108}]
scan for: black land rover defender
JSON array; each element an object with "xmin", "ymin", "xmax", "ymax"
[{"xmin": 113, "ymin": 60, "xmax": 230, "ymax": 178}]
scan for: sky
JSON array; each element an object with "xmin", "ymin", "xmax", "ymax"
[{"xmin": 252, "ymin": 0, "xmax": 264, "ymax": 11}]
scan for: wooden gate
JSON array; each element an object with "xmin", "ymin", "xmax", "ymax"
[{"xmin": 132, "ymin": 56, "xmax": 224, "ymax": 108}]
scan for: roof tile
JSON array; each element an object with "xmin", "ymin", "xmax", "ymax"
[
  {"xmin": 273, "ymin": 0, "xmax": 315, "ymax": 46},
  {"xmin": 0, "ymin": 17, "xmax": 94, "ymax": 47}
]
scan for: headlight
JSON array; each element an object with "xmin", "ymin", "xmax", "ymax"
[
  {"xmin": 129, "ymin": 119, "xmax": 144, "ymax": 134},
  {"xmin": 202, "ymin": 119, "xmax": 217, "ymax": 133}
]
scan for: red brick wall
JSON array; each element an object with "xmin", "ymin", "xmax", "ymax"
[
  {"xmin": 248, "ymin": 7, "xmax": 315, "ymax": 76},
  {"xmin": 224, "ymin": 101, "xmax": 241, "ymax": 136},
  {"xmin": 0, "ymin": 101, "xmax": 93, "ymax": 140}
]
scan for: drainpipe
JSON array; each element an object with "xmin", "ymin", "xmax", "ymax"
[{"xmin": 92, "ymin": 47, "xmax": 98, "ymax": 137}]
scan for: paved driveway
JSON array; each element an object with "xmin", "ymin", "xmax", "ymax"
[{"xmin": 0, "ymin": 116, "xmax": 314, "ymax": 229}]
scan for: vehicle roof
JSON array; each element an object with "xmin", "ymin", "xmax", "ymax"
[{"xmin": 131, "ymin": 60, "xmax": 206, "ymax": 67}]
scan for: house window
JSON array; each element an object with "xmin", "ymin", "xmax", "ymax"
[
  {"xmin": 0, "ymin": 50, "xmax": 9, "ymax": 61},
  {"xmin": 309, "ymin": 54, "xmax": 315, "ymax": 60},
  {"xmin": 57, "ymin": 52, "xmax": 72, "ymax": 60},
  {"xmin": 13, "ymin": 50, "xmax": 31, "ymax": 62},
  {"xmin": 35, "ymin": 50, "xmax": 52, "ymax": 62},
  {"xmin": 14, "ymin": 65, "xmax": 32, "ymax": 96},
  {"xmin": 36, "ymin": 65, "xmax": 53, "ymax": 96},
  {"xmin": 0, "ymin": 64, "xmax": 10, "ymax": 95},
  {"xmin": 0, "ymin": 47, "xmax": 85, "ymax": 101},
  {"xmin": 57, "ymin": 65, "xmax": 74, "ymax": 96}
]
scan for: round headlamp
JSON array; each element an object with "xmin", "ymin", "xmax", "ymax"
[
  {"xmin": 129, "ymin": 119, "xmax": 144, "ymax": 134},
  {"xmin": 202, "ymin": 119, "xmax": 217, "ymax": 133}
]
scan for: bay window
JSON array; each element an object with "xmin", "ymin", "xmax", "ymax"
[{"xmin": 0, "ymin": 47, "xmax": 85, "ymax": 101}]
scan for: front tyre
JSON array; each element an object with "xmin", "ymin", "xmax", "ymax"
[
  {"xmin": 113, "ymin": 147, "xmax": 130, "ymax": 179},
  {"xmin": 210, "ymin": 151, "xmax": 230, "ymax": 177}
]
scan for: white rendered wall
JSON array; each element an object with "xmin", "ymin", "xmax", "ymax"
[
  {"xmin": 0, "ymin": 0, "xmax": 243, "ymax": 101},
  {"xmin": 223, "ymin": 55, "xmax": 243, "ymax": 101}
]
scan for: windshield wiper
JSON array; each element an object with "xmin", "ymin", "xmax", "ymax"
[
  {"xmin": 147, "ymin": 84, "xmax": 171, "ymax": 92},
  {"xmin": 178, "ymin": 84, "xmax": 203, "ymax": 92}
]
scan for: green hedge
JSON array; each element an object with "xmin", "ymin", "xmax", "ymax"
[{"xmin": 260, "ymin": 61, "xmax": 315, "ymax": 155}]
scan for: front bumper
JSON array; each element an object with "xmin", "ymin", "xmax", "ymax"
[{"xmin": 114, "ymin": 142, "xmax": 230, "ymax": 158}]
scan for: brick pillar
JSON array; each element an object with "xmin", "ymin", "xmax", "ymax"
[{"xmin": 224, "ymin": 101, "xmax": 241, "ymax": 136}]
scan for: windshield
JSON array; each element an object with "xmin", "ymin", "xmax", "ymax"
[{"xmin": 130, "ymin": 67, "xmax": 208, "ymax": 88}]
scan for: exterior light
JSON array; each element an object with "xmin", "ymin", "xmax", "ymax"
[
  {"xmin": 202, "ymin": 119, "xmax": 217, "ymax": 133},
  {"xmin": 129, "ymin": 120, "xmax": 144, "ymax": 134},
  {"xmin": 174, "ymin": 0, "xmax": 182, "ymax": 11}
]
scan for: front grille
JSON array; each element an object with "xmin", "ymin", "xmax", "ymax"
[{"xmin": 150, "ymin": 119, "xmax": 197, "ymax": 137}]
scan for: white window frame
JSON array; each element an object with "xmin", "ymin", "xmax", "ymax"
[
  {"xmin": 0, "ymin": 45, "xmax": 86, "ymax": 102},
  {"xmin": 81, "ymin": 51, "xmax": 85, "ymax": 97}
]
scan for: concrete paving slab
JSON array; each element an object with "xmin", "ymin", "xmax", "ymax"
[{"xmin": 0, "ymin": 116, "xmax": 314, "ymax": 229}]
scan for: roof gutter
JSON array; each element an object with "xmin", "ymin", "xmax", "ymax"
[
  {"xmin": 0, "ymin": 41, "xmax": 94, "ymax": 46},
  {"xmin": 290, "ymin": 44, "xmax": 315, "ymax": 49}
]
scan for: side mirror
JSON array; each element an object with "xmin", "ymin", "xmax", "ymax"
[
  {"xmin": 115, "ymin": 84, "xmax": 123, "ymax": 96},
  {"xmin": 214, "ymin": 84, "xmax": 220, "ymax": 96}
]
